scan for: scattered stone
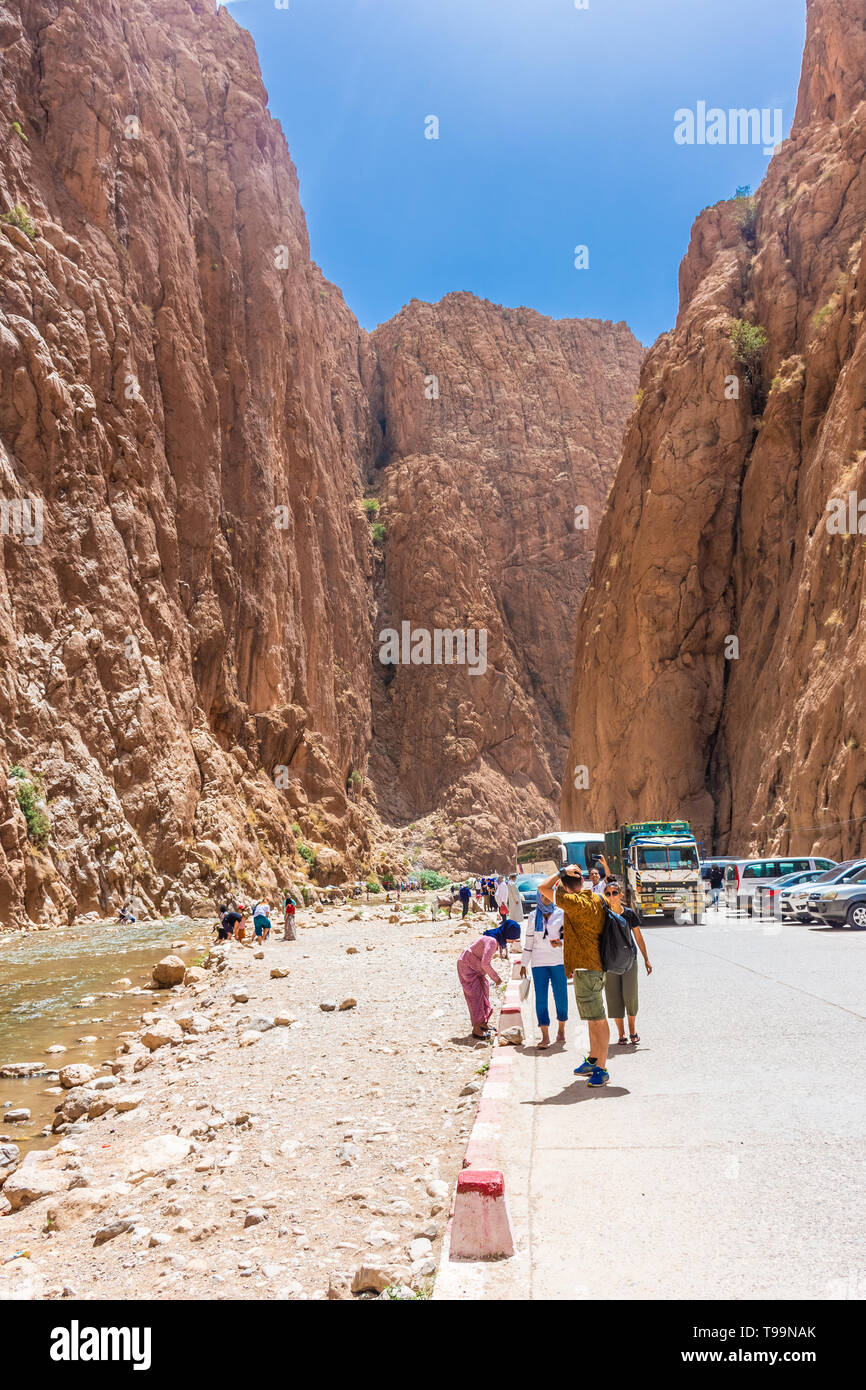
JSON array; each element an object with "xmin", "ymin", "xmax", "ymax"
[
  {"xmin": 418, "ymin": 1220, "xmax": 439, "ymax": 1239},
  {"xmin": 171, "ymin": 940, "xmax": 188, "ymax": 950},
  {"xmin": 351, "ymin": 1262, "xmax": 395, "ymax": 1295},
  {"xmin": 4, "ymin": 1108, "xmax": 30, "ymax": 1123},
  {"xmin": 87, "ymin": 1097, "xmax": 114, "ymax": 1119},
  {"xmin": 93, "ymin": 1218, "xmax": 134, "ymax": 1247},
  {"xmin": 232, "ymin": 991, "xmax": 249, "ymax": 1004},
  {"xmin": 152, "ymin": 955, "xmax": 187, "ymax": 988},
  {"xmin": 59, "ymin": 1063, "xmax": 98, "ymax": 1090},
  {"xmin": 346, "ymin": 946, "xmax": 359, "ymax": 954},
  {"xmin": 45, "ymin": 1045, "xmax": 67, "ymax": 1055},
  {"xmin": 125, "ymin": 1134, "xmax": 193, "ymax": 1183},
  {"xmin": 409, "ymin": 1237, "xmax": 433, "ymax": 1262},
  {"xmin": 336, "ymin": 1143, "xmax": 359, "ymax": 1164},
  {"xmin": 91, "ymin": 1075, "xmax": 119, "ymax": 1091},
  {"xmin": 459, "ymin": 1080, "xmax": 482, "ymax": 1096},
  {"xmin": 113, "ymin": 978, "xmax": 132, "ymax": 988},
  {"xmin": 338, "ymin": 997, "xmax": 357, "ymax": 1011},
  {"xmin": 3, "ymin": 1166, "xmax": 68, "ymax": 1210},
  {"xmin": 141, "ymin": 1021, "xmax": 184, "ymax": 1050},
  {"xmin": 327, "ymin": 1271, "xmax": 353, "ymax": 1300},
  {"xmin": 239, "ymin": 1030, "xmax": 262, "ymax": 1048},
  {"xmin": 270, "ymin": 967, "xmax": 290, "ymax": 979},
  {"xmin": 253, "ymin": 949, "xmax": 265, "ymax": 960},
  {"xmin": 1, "ymin": 1142, "xmax": 20, "ymax": 1179},
  {"xmin": 426, "ymin": 1179, "xmax": 448, "ymax": 1200},
  {"xmin": 319, "ymin": 1001, "xmax": 336, "ymax": 1012},
  {"xmin": 133, "ymin": 1054, "xmax": 153, "ymax": 1072},
  {"xmin": 149, "ymin": 1232, "xmax": 171, "ymax": 1247},
  {"xmin": 183, "ymin": 967, "xmax": 206, "ymax": 986},
  {"xmin": 274, "ymin": 1014, "xmax": 296, "ymax": 1027},
  {"xmin": 244, "ymin": 1207, "xmax": 268, "ymax": 1228},
  {"xmin": 0, "ymin": 1062, "xmax": 53, "ymax": 1079},
  {"xmin": 245, "ymin": 1016, "xmax": 275, "ymax": 1033}
]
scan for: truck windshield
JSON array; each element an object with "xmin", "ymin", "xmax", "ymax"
[{"xmin": 637, "ymin": 846, "xmax": 699, "ymax": 871}]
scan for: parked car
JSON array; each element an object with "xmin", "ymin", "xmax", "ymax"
[
  {"xmin": 754, "ymin": 868, "xmax": 827, "ymax": 918},
  {"xmin": 807, "ymin": 863, "xmax": 866, "ymax": 927},
  {"xmin": 516, "ymin": 874, "xmax": 544, "ymax": 914},
  {"xmin": 724, "ymin": 856, "xmax": 836, "ymax": 914},
  {"xmin": 786, "ymin": 860, "xmax": 866, "ymax": 921}
]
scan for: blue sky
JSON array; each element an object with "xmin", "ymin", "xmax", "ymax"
[{"xmin": 219, "ymin": 0, "xmax": 807, "ymax": 346}]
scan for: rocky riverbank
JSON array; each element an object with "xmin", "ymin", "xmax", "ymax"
[{"xmin": 0, "ymin": 901, "xmax": 498, "ymax": 1300}]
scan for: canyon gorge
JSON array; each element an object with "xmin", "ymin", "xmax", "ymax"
[{"xmin": 0, "ymin": 0, "xmax": 641, "ymax": 925}]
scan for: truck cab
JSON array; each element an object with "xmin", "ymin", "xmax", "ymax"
[{"xmin": 605, "ymin": 821, "xmax": 703, "ymax": 921}]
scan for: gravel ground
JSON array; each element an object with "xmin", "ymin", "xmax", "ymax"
[{"xmin": 0, "ymin": 902, "xmax": 504, "ymax": 1301}]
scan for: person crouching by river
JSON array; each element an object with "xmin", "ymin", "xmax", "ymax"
[
  {"xmin": 458, "ymin": 921, "xmax": 521, "ymax": 1038},
  {"xmin": 602, "ymin": 878, "xmax": 652, "ymax": 1045},
  {"xmin": 520, "ymin": 893, "xmax": 567, "ymax": 1048}
]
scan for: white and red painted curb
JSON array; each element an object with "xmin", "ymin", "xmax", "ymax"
[{"xmin": 445, "ymin": 951, "xmax": 524, "ymax": 1261}]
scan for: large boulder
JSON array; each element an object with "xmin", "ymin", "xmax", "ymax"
[
  {"xmin": 3, "ymin": 1163, "xmax": 68, "ymax": 1210},
  {"xmin": 152, "ymin": 955, "xmax": 187, "ymax": 988},
  {"xmin": 0, "ymin": 1142, "xmax": 20, "ymax": 1184},
  {"xmin": 141, "ymin": 1020, "xmax": 184, "ymax": 1050},
  {"xmin": 124, "ymin": 1134, "xmax": 192, "ymax": 1183},
  {"xmin": 58, "ymin": 1063, "xmax": 98, "ymax": 1090}
]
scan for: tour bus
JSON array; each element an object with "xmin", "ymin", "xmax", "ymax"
[{"xmin": 515, "ymin": 831, "xmax": 605, "ymax": 911}]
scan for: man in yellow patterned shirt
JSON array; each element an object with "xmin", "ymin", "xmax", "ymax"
[{"xmin": 537, "ymin": 860, "xmax": 610, "ymax": 1086}]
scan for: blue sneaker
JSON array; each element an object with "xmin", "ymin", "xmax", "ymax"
[
  {"xmin": 573, "ymin": 1058, "xmax": 596, "ymax": 1077},
  {"xmin": 586, "ymin": 1066, "xmax": 609, "ymax": 1087}
]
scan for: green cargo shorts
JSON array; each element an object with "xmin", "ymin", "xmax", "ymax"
[
  {"xmin": 604, "ymin": 960, "xmax": 639, "ymax": 1019},
  {"xmin": 572, "ymin": 969, "xmax": 606, "ymax": 1021}
]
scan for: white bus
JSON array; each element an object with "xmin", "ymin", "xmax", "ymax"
[{"xmin": 515, "ymin": 831, "xmax": 605, "ymax": 910}]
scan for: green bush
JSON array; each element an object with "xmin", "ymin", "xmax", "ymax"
[
  {"xmin": 349, "ymin": 770, "xmax": 362, "ymax": 788},
  {"xmin": 733, "ymin": 193, "xmax": 758, "ymax": 237},
  {"xmin": 365, "ymin": 877, "xmax": 382, "ymax": 894},
  {"xmin": 9, "ymin": 766, "xmax": 49, "ymax": 845},
  {"xmin": 300, "ymin": 885, "xmax": 312, "ymax": 907},
  {"xmin": 11, "ymin": 121, "xmax": 28, "ymax": 143},
  {"xmin": 729, "ymin": 319, "xmax": 768, "ymax": 381},
  {"xmin": 291, "ymin": 822, "xmax": 302, "ymax": 839},
  {"xmin": 298, "ymin": 843, "xmax": 316, "ymax": 869},
  {"xmin": 1, "ymin": 203, "xmax": 36, "ymax": 239},
  {"xmin": 418, "ymin": 869, "xmax": 450, "ymax": 890},
  {"xmin": 361, "ymin": 498, "xmax": 380, "ymax": 517},
  {"xmin": 371, "ymin": 522, "xmax": 386, "ymax": 545}
]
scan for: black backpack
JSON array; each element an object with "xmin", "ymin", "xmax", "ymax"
[{"xmin": 600, "ymin": 902, "xmax": 638, "ymax": 975}]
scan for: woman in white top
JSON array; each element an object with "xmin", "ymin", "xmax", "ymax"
[{"xmin": 519, "ymin": 894, "xmax": 568, "ymax": 1048}]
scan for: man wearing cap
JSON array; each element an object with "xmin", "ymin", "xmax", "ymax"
[{"xmin": 536, "ymin": 863, "xmax": 609, "ymax": 1087}]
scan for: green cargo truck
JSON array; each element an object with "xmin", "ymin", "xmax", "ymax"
[{"xmin": 604, "ymin": 821, "xmax": 703, "ymax": 922}]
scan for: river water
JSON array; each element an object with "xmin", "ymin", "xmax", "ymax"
[{"xmin": 0, "ymin": 917, "xmax": 211, "ymax": 1152}]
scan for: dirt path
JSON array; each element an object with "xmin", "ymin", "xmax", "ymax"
[{"xmin": 0, "ymin": 901, "xmax": 501, "ymax": 1300}]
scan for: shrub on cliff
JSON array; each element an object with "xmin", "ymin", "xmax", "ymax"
[
  {"xmin": 1, "ymin": 203, "xmax": 36, "ymax": 239},
  {"xmin": 8, "ymin": 765, "xmax": 50, "ymax": 845},
  {"xmin": 729, "ymin": 319, "xmax": 768, "ymax": 382}
]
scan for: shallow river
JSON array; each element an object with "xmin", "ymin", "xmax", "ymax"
[{"xmin": 0, "ymin": 917, "xmax": 211, "ymax": 1151}]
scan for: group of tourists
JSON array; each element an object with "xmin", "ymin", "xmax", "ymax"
[
  {"xmin": 215, "ymin": 893, "xmax": 298, "ymax": 944},
  {"xmin": 456, "ymin": 854, "xmax": 652, "ymax": 1086}
]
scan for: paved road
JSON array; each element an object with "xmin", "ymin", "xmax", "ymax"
[{"xmin": 435, "ymin": 909, "xmax": 866, "ymax": 1300}]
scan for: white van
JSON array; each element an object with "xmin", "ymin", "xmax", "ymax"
[{"xmin": 724, "ymin": 856, "xmax": 836, "ymax": 914}]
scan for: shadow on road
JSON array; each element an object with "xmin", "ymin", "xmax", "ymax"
[{"xmin": 524, "ymin": 1081, "xmax": 630, "ymax": 1105}]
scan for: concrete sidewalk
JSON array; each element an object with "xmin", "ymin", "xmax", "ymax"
[{"xmin": 435, "ymin": 911, "xmax": 866, "ymax": 1300}]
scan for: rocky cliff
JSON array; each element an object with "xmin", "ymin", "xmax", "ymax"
[
  {"xmin": 563, "ymin": 0, "xmax": 866, "ymax": 858},
  {"xmin": 367, "ymin": 296, "xmax": 642, "ymax": 867},
  {"xmin": 0, "ymin": 0, "xmax": 640, "ymax": 925},
  {"xmin": 0, "ymin": 0, "xmax": 377, "ymax": 924}
]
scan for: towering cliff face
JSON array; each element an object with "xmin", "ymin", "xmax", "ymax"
[
  {"xmin": 0, "ymin": 0, "xmax": 640, "ymax": 925},
  {"xmin": 0, "ymin": 0, "xmax": 377, "ymax": 924},
  {"xmin": 564, "ymin": 0, "xmax": 866, "ymax": 859},
  {"xmin": 368, "ymin": 296, "xmax": 642, "ymax": 867}
]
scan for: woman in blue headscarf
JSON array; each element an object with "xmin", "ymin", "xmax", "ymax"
[{"xmin": 483, "ymin": 918, "xmax": 522, "ymax": 957}]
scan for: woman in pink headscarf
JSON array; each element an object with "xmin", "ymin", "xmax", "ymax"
[{"xmin": 456, "ymin": 921, "xmax": 521, "ymax": 1037}]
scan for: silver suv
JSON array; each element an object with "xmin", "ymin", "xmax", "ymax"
[{"xmin": 724, "ymin": 856, "xmax": 836, "ymax": 915}]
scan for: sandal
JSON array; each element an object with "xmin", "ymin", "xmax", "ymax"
[
  {"xmin": 629, "ymin": 1033, "xmax": 640, "ymax": 1044},
  {"xmin": 615, "ymin": 1036, "xmax": 627, "ymax": 1046}
]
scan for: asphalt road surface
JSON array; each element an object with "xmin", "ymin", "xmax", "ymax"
[{"xmin": 435, "ymin": 908, "xmax": 866, "ymax": 1300}]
